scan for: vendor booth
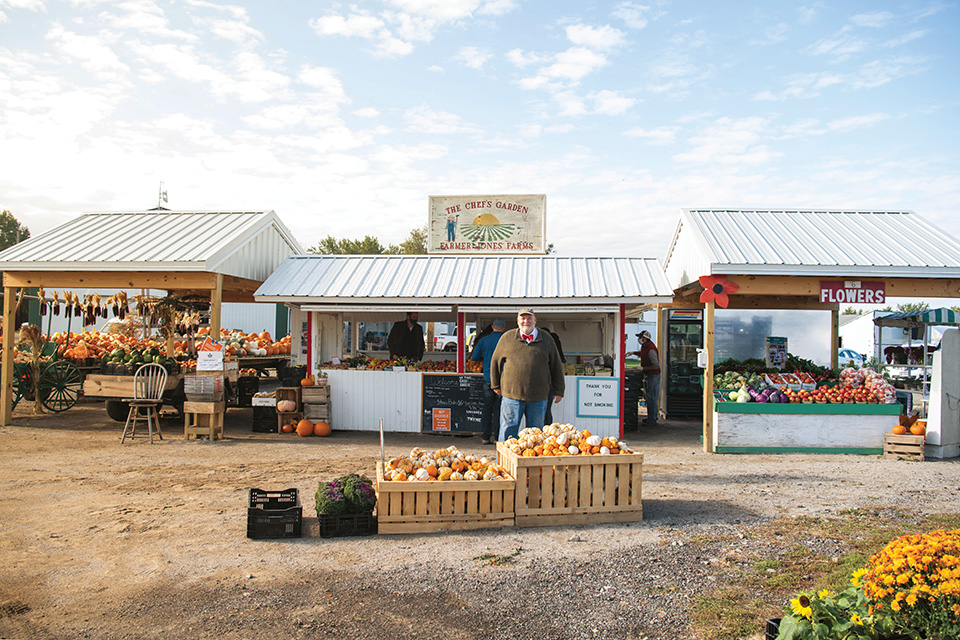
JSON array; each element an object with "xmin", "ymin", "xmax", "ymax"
[
  {"xmin": 662, "ymin": 209, "xmax": 960, "ymax": 457},
  {"xmin": 0, "ymin": 210, "xmax": 302, "ymax": 426},
  {"xmin": 254, "ymin": 255, "xmax": 673, "ymax": 437}
]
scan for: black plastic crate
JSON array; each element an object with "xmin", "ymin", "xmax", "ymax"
[
  {"xmin": 237, "ymin": 377, "xmax": 260, "ymax": 407},
  {"xmin": 765, "ymin": 618, "xmax": 780, "ymax": 640},
  {"xmin": 318, "ymin": 513, "xmax": 377, "ymax": 538},
  {"xmin": 252, "ymin": 406, "xmax": 277, "ymax": 433},
  {"xmin": 247, "ymin": 488, "xmax": 302, "ymax": 539}
]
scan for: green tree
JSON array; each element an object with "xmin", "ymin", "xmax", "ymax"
[
  {"xmin": 842, "ymin": 307, "xmax": 864, "ymax": 315},
  {"xmin": 545, "ymin": 243, "xmax": 555, "ymax": 255},
  {"xmin": 307, "ymin": 235, "xmax": 391, "ymax": 255},
  {"xmin": 387, "ymin": 225, "xmax": 427, "ymax": 255},
  {"xmin": 895, "ymin": 301, "xmax": 930, "ymax": 313},
  {"xmin": 0, "ymin": 210, "xmax": 30, "ymax": 250}
]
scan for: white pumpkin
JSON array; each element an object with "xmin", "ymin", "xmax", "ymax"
[{"xmin": 277, "ymin": 400, "xmax": 297, "ymax": 413}]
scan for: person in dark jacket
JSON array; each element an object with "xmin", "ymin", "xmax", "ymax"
[
  {"xmin": 490, "ymin": 308, "xmax": 564, "ymax": 441},
  {"xmin": 386, "ymin": 312, "xmax": 424, "ymax": 362},
  {"xmin": 470, "ymin": 318, "xmax": 506, "ymax": 444},
  {"xmin": 627, "ymin": 330, "xmax": 660, "ymax": 426}
]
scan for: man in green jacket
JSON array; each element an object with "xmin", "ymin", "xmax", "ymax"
[{"xmin": 490, "ymin": 308, "xmax": 565, "ymax": 441}]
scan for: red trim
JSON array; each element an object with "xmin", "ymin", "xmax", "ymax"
[
  {"xmin": 618, "ymin": 303, "xmax": 625, "ymax": 439},
  {"xmin": 456, "ymin": 310, "xmax": 465, "ymax": 373}
]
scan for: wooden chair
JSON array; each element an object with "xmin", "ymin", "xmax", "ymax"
[{"xmin": 121, "ymin": 363, "xmax": 168, "ymax": 444}]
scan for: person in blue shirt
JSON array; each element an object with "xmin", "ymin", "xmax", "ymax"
[{"xmin": 471, "ymin": 317, "xmax": 505, "ymax": 444}]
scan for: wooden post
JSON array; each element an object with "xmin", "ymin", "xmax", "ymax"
[
  {"xmin": 456, "ymin": 308, "xmax": 465, "ymax": 373},
  {"xmin": 618, "ymin": 303, "xmax": 626, "ymax": 439},
  {"xmin": 830, "ymin": 305, "xmax": 839, "ymax": 369},
  {"xmin": 209, "ymin": 273, "xmax": 223, "ymax": 341},
  {"xmin": 1, "ymin": 285, "xmax": 16, "ymax": 426},
  {"xmin": 702, "ymin": 300, "xmax": 715, "ymax": 452}
]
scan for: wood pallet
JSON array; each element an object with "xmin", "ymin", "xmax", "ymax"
[
  {"xmin": 184, "ymin": 400, "xmax": 225, "ymax": 440},
  {"xmin": 375, "ymin": 468, "xmax": 515, "ymax": 534},
  {"xmin": 884, "ymin": 433, "xmax": 925, "ymax": 461},
  {"xmin": 497, "ymin": 443, "xmax": 643, "ymax": 527}
]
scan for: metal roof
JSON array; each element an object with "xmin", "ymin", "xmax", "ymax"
[
  {"xmin": 663, "ymin": 209, "xmax": 960, "ymax": 288},
  {"xmin": 0, "ymin": 210, "xmax": 304, "ymax": 281},
  {"xmin": 255, "ymin": 255, "xmax": 673, "ymax": 306}
]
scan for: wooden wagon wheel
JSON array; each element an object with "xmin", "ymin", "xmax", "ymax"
[
  {"xmin": 11, "ymin": 364, "xmax": 33, "ymax": 409},
  {"xmin": 39, "ymin": 360, "xmax": 83, "ymax": 413}
]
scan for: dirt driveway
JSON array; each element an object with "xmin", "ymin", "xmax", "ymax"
[{"xmin": 1, "ymin": 401, "xmax": 957, "ymax": 640}]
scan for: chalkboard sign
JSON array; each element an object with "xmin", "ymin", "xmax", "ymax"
[{"xmin": 421, "ymin": 374, "xmax": 485, "ymax": 434}]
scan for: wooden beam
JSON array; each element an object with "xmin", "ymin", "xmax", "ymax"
[
  {"xmin": 3, "ymin": 271, "xmax": 219, "ymax": 290},
  {"xmin": 721, "ymin": 275, "xmax": 960, "ymax": 299},
  {"xmin": 702, "ymin": 300, "xmax": 715, "ymax": 452},
  {"xmin": 1, "ymin": 287, "xmax": 16, "ymax": 426},
  {"xmin": 209, "ymin": 273, "xmax": 223, "ymax": 339}
]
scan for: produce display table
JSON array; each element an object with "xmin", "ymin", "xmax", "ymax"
[
  {"xmin": 712, "ymin": 402, "xmax": 902, "ymax": 453},
  {"xmin": 375, "ymin": 468, "xmax": 515, "ymax": 534},
  {"xmin": 184, "ymin": 400, "xmax": 225, "ymax": 440},
  {"xmin": 496, "ymin": 443, "xmax": 644, "ymax": 527}
]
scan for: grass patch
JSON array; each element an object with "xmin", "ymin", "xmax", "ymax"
[
  {"xmin": 687, "ymin": 509, "xmax": 960, "ymax": 640},
  {"xmin": 472, "ymin": 548, "xmax": 521, "ymax": 566}
]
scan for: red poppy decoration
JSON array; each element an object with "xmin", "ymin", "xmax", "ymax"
[{"xmin": 698, "ymin": 274, "xmax": 740, "ymax": 308}]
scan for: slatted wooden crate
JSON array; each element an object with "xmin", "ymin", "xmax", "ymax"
[
  {"xmin": 375, "ymin": 467, "xmax": 515, "ymax": 534},
  {"xmin": 301, "ymin": 386, "xmax": 330, "ymax": 404},
  {"xmin": 884, "ymin": 433, "xmax": 925, "ymax": 461},
  {"xmin": 497, "ymin": 443, "xmax": 643, "ymax": 527}
]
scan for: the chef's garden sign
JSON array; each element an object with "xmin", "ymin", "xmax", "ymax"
[{"xmin": 428, "ymin": 194, "xmax": 546, "ymax": 254}]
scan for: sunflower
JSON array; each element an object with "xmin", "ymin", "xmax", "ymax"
[{"xmin": 790, "ymin": 594, "xmax": 812, "ymax": 619}]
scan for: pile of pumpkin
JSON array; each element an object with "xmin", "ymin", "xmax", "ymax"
[
  {"xmin": 281, "ymin": 417, "xmax": 331, "ymax": 438},
  {"xmin": 381, "ymin": 446, "xmax": 509, "ymax": 482},
  {"xmin": 504, "ymin": 423, "xmax": 633, "ymax": 457}
]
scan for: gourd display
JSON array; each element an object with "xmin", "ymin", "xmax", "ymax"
[
  {"xmin": 504, "ymin": 424, "xmax": 633, "ymax": 457},
  {"xmin": 381, "ymin": 446, "xmax": 508, "ymax": 482}
]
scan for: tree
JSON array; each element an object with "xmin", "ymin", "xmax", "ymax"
[
  {"xmin": 0, "ymin": 210, "xmax": 30, "ymax": 250},
  {"xmin": 895, "ymin": 302, "xmax": 930, "ymax": 313},
  {"xmin": 387, "ymin": 226, "xmax": 427, "ymax": 255},
  {"xmin": 307, "ymin": 235, "xmax": 391, "ymax": 255},
  {"xmin": 545, "ymin": 243, "xmax": 555, "ymax": 255},
  {"xmin": 842, "ymin": 307, "xmax": 864, "ymax": 315}
]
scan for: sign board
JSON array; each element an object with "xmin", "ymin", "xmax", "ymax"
[
  {"xmin": 427, "ymin": 194, "xmax": 546, "ymax": 254},
  {"xmin": 819, "ymin": 280, "xmax": 885, "ymax": 304},
  {"xmin": 196, "ymin": 350, "xmax": 224, "ymax": 371},
  {"xmin": 576, "ymin": 377, "xmax": 620, "ymax": 418},
  {"xmin": 765, "ymin": 336, "xmax": 788, "ymax": 370},
  {"xmin": 421, "ymin": 373, "xmax": 484, "ymax": 433}
]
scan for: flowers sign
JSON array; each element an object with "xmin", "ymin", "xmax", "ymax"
[{"xmin": 698, "ymin": 274, "xmax": 740, "ymax": 308}]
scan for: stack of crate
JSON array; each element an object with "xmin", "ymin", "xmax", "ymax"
[
  {"xmin": 276, "ymin": 387, "xmax": 302, "ymax": 433},
  {"xmin": 302, "ymin": 380, "xmax": 330, "ymax": 425}
]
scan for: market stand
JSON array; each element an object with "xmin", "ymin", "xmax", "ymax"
[
  {"xmin": 254, "ymin": 255, "xmax": 673, "ymax": 437},
  {"xmin": 0, "ymin": 210, "xmax": 302, "ymax": 426},
  {"xmin": 661, "ymin": 209, "xmax": 960, "ymax": 456}
]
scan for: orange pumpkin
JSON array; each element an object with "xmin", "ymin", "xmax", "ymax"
[
  {"xmin": 313, "ymin": 421, "xmax": 331, "ymax": 437},
  {"xmin": 910, "ymin": 422, "xmax": 926, "ymax": 436},
  {"xmin": 300, "ymin": 376, "xmax": 314, "ymax": 387},
  {"xmin": 296, "ymin": 419, "xmax": 314, "ymax": 437},
  {"xmin": 892, "ymin": 424, "xmax": 907, "ymax": 435},
  {"xmin": 281, "ymin": 423, "xmax": 295, "ymax": 433}
]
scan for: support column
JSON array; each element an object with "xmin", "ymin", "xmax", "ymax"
[
  {"xmin": 830, "ymin": 306, "xmax": 839, "ymax": 369},
  {"xmin": 1, "ymin": 285, "xmax": 16, "ymax": 426},
  {"xmin": 702, "ymin": 301, "xmax": 715, "ymax": 452},
  {"xmin": 456, "ymin": 308, "xmax": 465, "ymax": 373},
  {"xmin": 209, "ymin": 273, "xmax": 223, "ymax": 341},
  {"xmin": 618, "ymin": 303, "xmax": 626, "ymax": 439}
]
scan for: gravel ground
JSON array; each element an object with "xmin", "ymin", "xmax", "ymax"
[{"xmin": 0, "ymin": 402, "xmax": 958, "ymax": 640}]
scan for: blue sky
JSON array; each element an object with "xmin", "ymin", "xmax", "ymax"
[{"xmin": 1, "ymin": 0, "xmax": 957, "ymax": 261}]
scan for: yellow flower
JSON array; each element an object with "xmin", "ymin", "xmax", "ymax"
[
  {"xmin": 790, "ymin": 594, "xmax": 812, "ymax": 619},
  {"xmin": 891, "ymin": 600, "xmax": 901, "ymax": 612},
  {"xmin": 906, "ymin": 593, "xmax": 918, "ymax": 606},
  {"xmin": 851, "ymin": 568, "xmax": 867, "ymax": 586},
  {"xmin": 850, "ymin": 613, "xmax": 864, "ymax": 626}
]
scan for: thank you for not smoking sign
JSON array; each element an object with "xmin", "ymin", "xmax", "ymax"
[{"xmin": 576, "ymin": 377, "xmax": 620, "ymax": 419}]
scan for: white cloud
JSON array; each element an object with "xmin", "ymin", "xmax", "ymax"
[
  {"xmin": 850, "ymin": 11, "xmax": 894, "ymax": 28},
  {"xmin": 777, "ymin": 118, "xmax": 827, "ymax": 139},
  {"xmin": 353, "ymin": 107, "xmax": 380, "ymax": 118},
  {"xmin": 884, "ymin": 29, "xmax": 928, "ymax": 47},
  {"xmin": 752, "ymin": 22, "xmax": 788, "ymax": 46},
  {"xmin": 403, "ymin": 104, "xmax": 479, "ymax": 135},
  {"xmin": 752, "ymin": 71, "xmax": 844, "ymax": 101},
  {"xmin": 804, "ymin": 32, "xmax": 867, "ymax": 59},
  {"xmin": 565, "ymin": 23, "xmax": 625, "ymax": 50},
  {"xmin": 310, "ymin": 12, "xmax": 384, "ymax": 39},
  {"xmin": 673, "ymin": 116, "xmax": 781, "ymax": 168},
  {"xmin": 98, "ymin": 0, "xmax": 196, "ymax": 41},
  {"xmin": 624, "ymin": 126, "xmax": 678, "ymax": 145},
  {"xmin": 297, "ymin": 64, "xmax": 346, "ymax": 101},
  {"xmin": 591, "ymin": 89, "xmax": 635, "ymax": 115},
  {"xmin": 827, "ymin": 113, "xmax": 890, "ymax": 132},
  {"xmin": 852, "ymin": 55, "xmax": 929, "ymax": 89},
  {"xmin": 0, "ymin": 0, "xmax": 45, "ymax": 10},
  {"xmin": 505, "ymin": 48, "xmax": 548, "ymax": 67},
  {"xmin": 46, "ymin": 22, "xmax": 129, "ymax": 78},
  {"xmin": 536, "ymin": 46, "xmax": 609, "ymax": 84},
  {"xmin": 797, "ymin": 3, "xmax": 821, "ymax": 25},
  {"xmin": 455, "ymin": 45, "xmax": 491, "ymax": 70},
  {"xmin": 612, "ymin": 2, "xmax": 658, "ymax": 30}
]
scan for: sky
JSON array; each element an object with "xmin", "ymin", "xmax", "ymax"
[{"xmin": 1, "ymin": 0, "xmax": 958, "ymax": 262}]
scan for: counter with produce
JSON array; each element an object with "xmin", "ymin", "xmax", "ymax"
[{"xmin": 711, "ymin": 363, "xmax": 902, "ymax": 453}]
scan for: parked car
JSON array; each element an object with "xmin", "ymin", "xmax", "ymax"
[{"xmin": 838, "ymin": 348, "xmax": 865, "ymax": 368}]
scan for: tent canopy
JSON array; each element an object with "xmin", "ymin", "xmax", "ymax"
[{"xmin": 873, "ymin": 308, "xmax": 960, "ymax": 329}]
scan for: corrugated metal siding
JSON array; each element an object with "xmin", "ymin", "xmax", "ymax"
[
  {"xmin": 255, "ymin": 256, "xmax": 673, "ymax": 302},
  {"xmin": 665, "ymin": 209, "xmax": 960, "ymax": 287},
  {"xmin": 0, "ymin": 210, "xmax": 303, "ymax": 282}
]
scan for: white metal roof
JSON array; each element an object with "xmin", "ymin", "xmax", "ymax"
[
  {"xmin": 0, "ymin": 210, "xmax": 304, "ymax": 282},
  {"xmin": 255, "ymin": 255, "xmax": 673, "ymax": 306},
  {"xmin": 663, "ymin": 209, "xmax": 960, "ymax": 289}
]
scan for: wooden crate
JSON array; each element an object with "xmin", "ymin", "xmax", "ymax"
[
  {"xmin": 375, "ymin": 468, "xmax": 515, "ymax": 534},
  {"xmin": 303, "ymin": 404, "xmax": 330, "ymax": 421},
  {"xmin": 276, "ymin": 387, "xmax": 301, "ymax": 410},
  {"xmin": 884, "ymin": 433, "xmax": 925, "ymax": 461},
  {"xmin": 497, "ymin": 443, "xmax": 643, "ymax": 527},
  {"xmin": 184, "ymin": 401, "xmax": 225, "ymax": 440},
  {"xmin": 277, "ymin": 412, "xmax": 302, "ymax": 433},
  {"xmin": 301, "ymin": 386, "xmax": 330, "ymax": 404}
]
